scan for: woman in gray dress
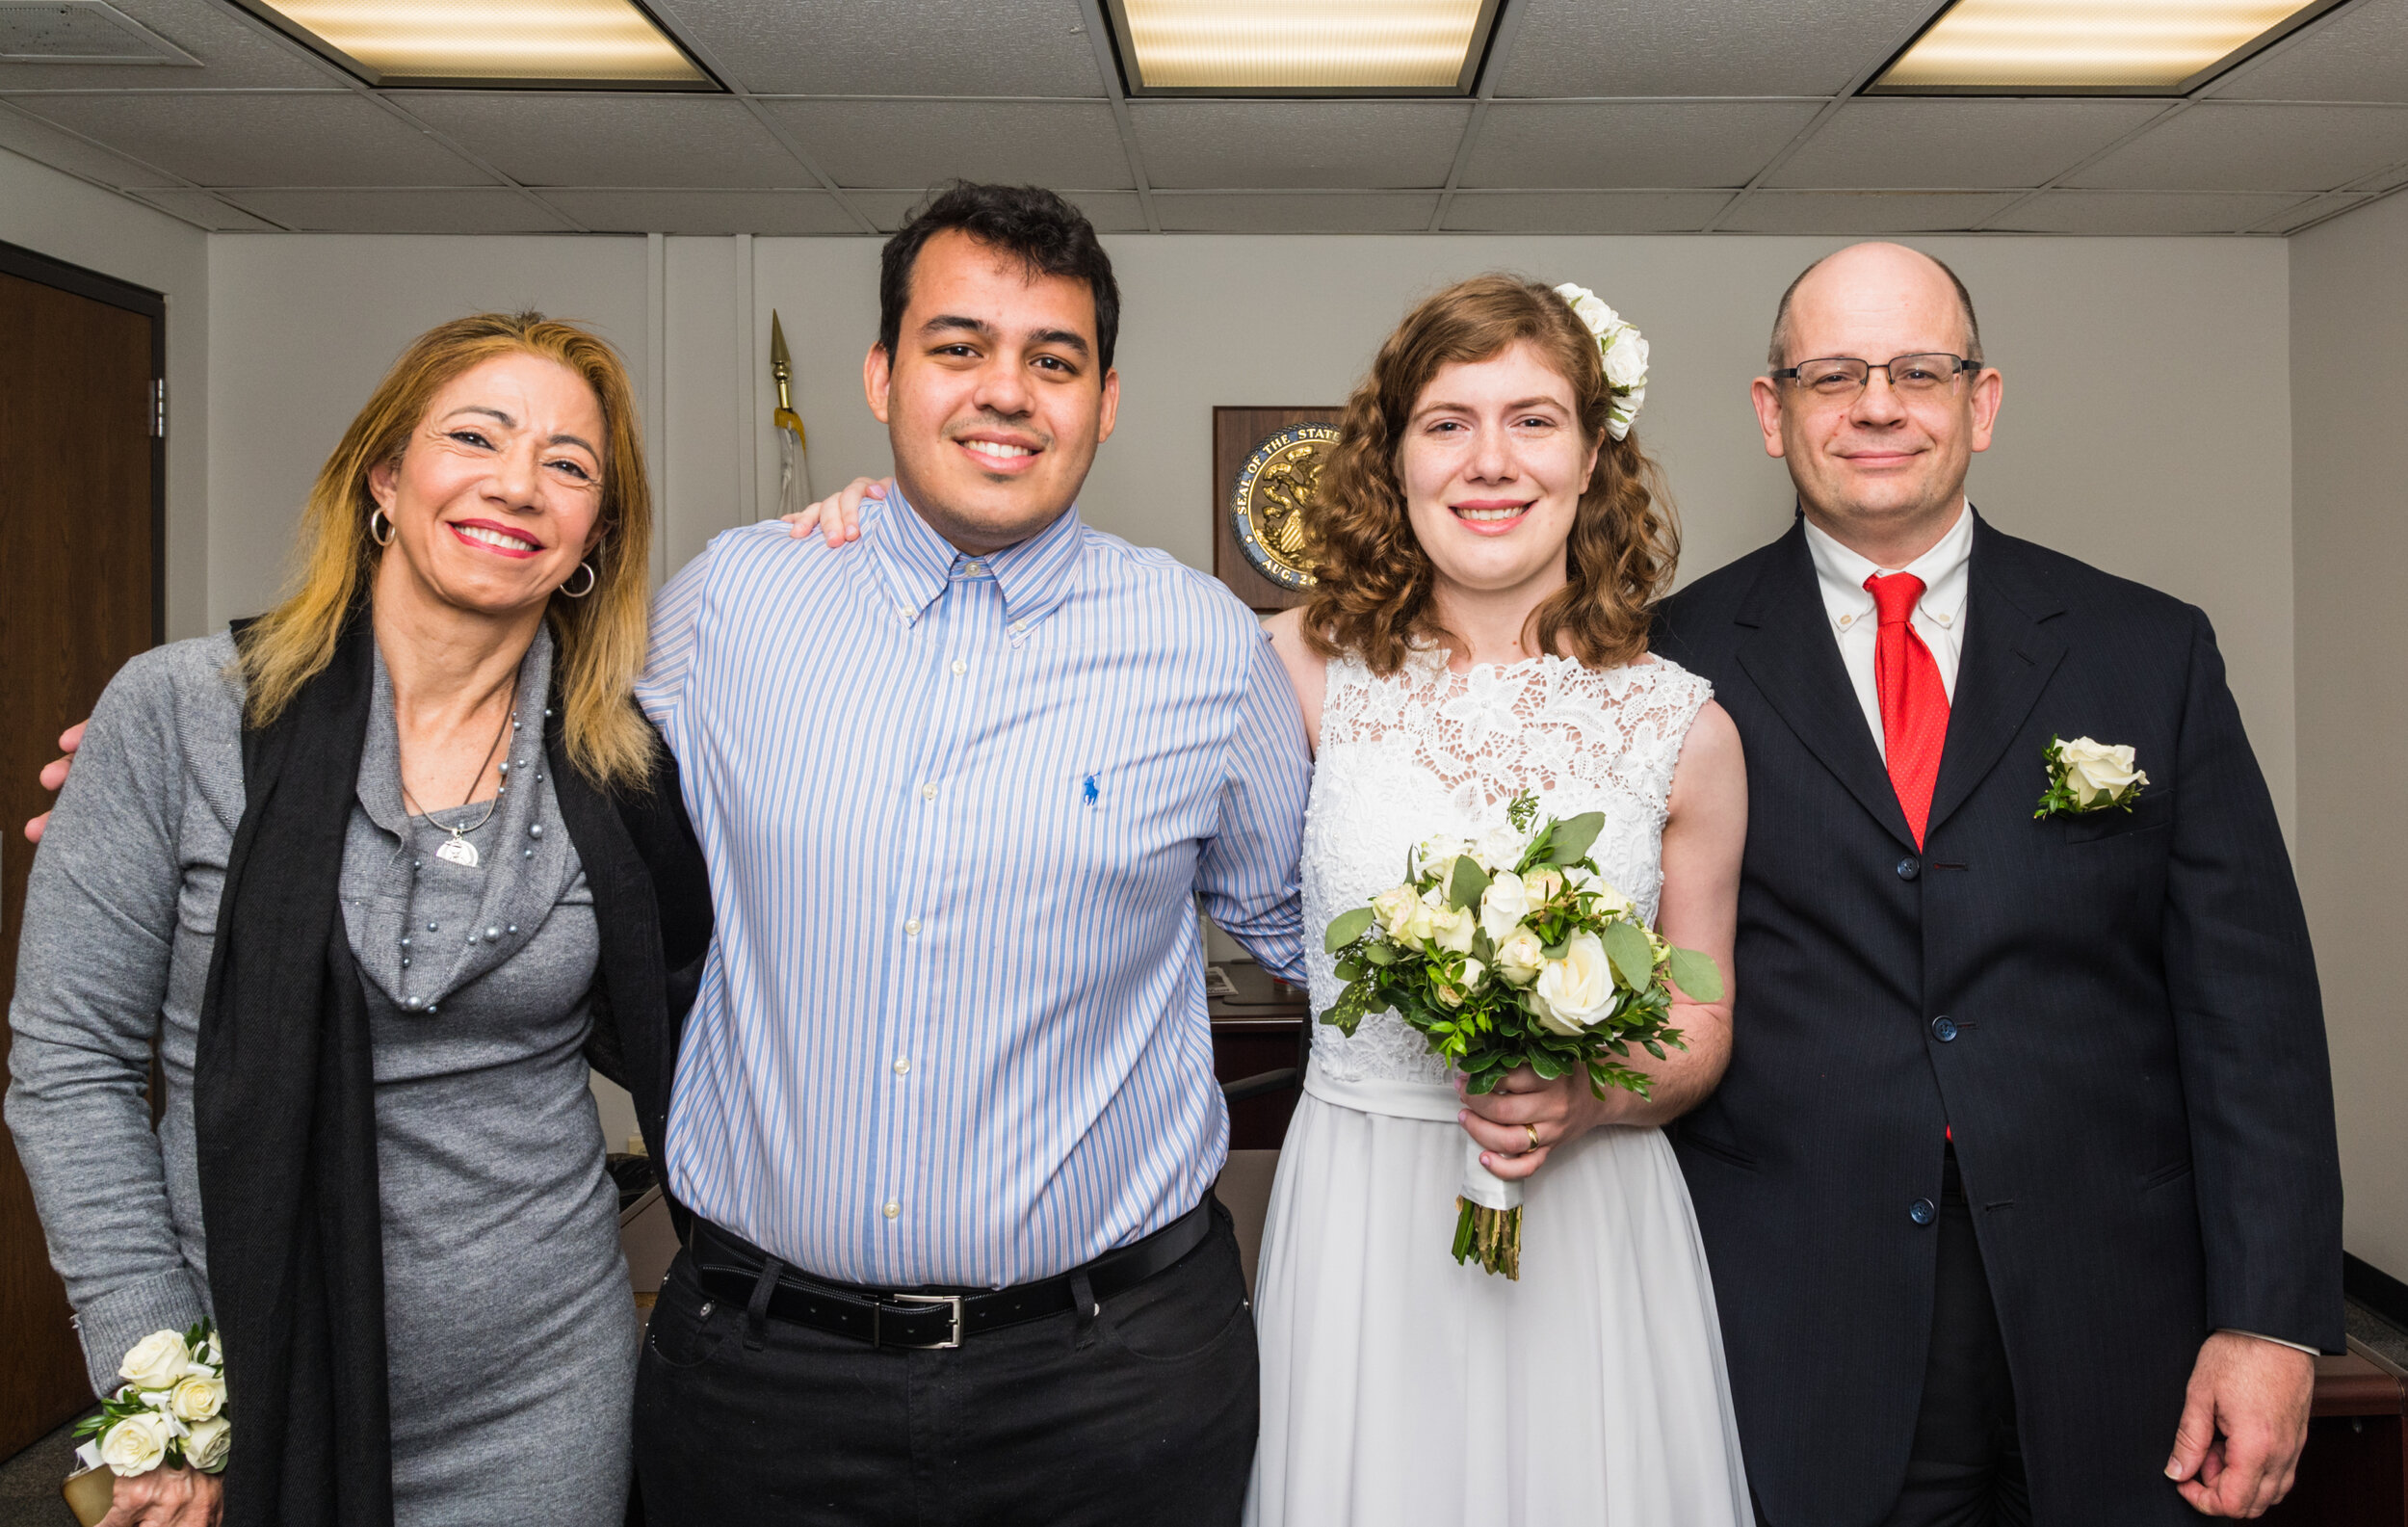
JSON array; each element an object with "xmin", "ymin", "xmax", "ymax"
[{"xmin": 8, "ymin": 313, "xmax": 706, "ymax": 1527}]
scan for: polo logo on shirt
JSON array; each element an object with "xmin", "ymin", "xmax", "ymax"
[{"xmin": 1082, "ymin": 774, "xmax": 1100, "ymax": 806}]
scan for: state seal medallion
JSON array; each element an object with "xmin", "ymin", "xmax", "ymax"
[{"xmin": 1229, "ymin": 424, "xmax": 1336, "ymax": 592}]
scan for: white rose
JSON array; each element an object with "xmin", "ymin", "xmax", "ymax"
[
  {"xmin": 1566, "ymin": 865, "xmax": 1634, "ymax": 917},
  {"xmin": 2058, "ymin": 737, "xmax": 2147, "ymax": 806},
  {"xmin": 1372, "ymin": 884, "xmax": 1420, "ymax": 941},
  {"xmin": 1414, "ymin": 835, "xmax": 1473, "ymax": 878},
  {"xmin": 100, "ymin": 1412, "xmax": 171, "ymax": 1477},
  {"xmin": 170, "ymin": 1372, "xmax": 224, "ymax": 1422},
  {"xmin": 1495, "ymin": 927, "xmax": 1544, "ymax": 987},
  {"xmin": 1531, "ymin": 931, "xmax": 1618, "ymax": 1036},
  {"xmin": 1603, "ymin": 330, "xmax": 1650, "ymax": 390},
  {"xmin": 1476, "ymin": 825, "xmax": 1526, "ymax": 873},
  {"xmin": 118, "ymin": 1330, "xmax": 191, "ymax": 1392},
  {"xmin": 183, "ymin": 1415, "xmax": 231, "ymax": 1473},
  {"xmin": 1437, "ymin": 958, "xmax": 1487, "ymax": 1007},
  {"xmin": 1478, "ymin": 871, "xmax": 1537, "ymax": 940},
  {"xmin": 1424, "ymin": 900, "xmax": 1478, "ymax": 956},
  {"xmin": 1522, "ymin": 867, "xmax": 1564, "ymax": 904}
]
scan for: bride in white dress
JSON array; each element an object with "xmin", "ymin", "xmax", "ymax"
[{"xmin": 1251, "ymin": 276, "xmax": 1753, "ymax": 1525}]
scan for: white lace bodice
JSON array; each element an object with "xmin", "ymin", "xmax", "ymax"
[{"xmin": 1302, "ymin": 649, "xmax": 1714, "ymax": 1086}]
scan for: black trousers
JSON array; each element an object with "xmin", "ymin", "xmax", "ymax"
[
  {"xmin": 632, "ymin": 1201, "xmax": 1258, "ymax": 1527},
  {"xmin": 1882, "ymin": 1151, "xmax": 2030, "ymax": 1527}
]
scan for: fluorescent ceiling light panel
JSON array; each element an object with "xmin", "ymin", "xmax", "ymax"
[
  {"xmin": 1873, "ymin": 0, "xmax": 2338, "ymax": 93},
  {"xmin": 1108, "ymin": 0, "xmax": 1500, "ymax": 95},
  {"xmin": 244, "ymin": 0, "xmax": 707, "ymax": 87}
]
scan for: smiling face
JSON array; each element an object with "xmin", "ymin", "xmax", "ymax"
[
  {"xmin": 865, "ymin": 228, "xmax": 1118, "ymax": 556},
  {"xmin": 1400, "ymin": 339, "xmax": 1603, "ymax": 618},
  {"xmin": 367, "ymin": 352, "xmax": 606, "ymax": 622},
  {"xmin": 1752, "ymin": 242, "xmax": 2002, "ymax": 562}
]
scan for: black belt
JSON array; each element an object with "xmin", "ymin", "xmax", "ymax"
[{"xmin": 688, "ymin": 1197, "xmax": 1219, "ymax": 1351}]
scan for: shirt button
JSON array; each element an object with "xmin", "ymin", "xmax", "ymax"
[
  {"xmin": 883, "ymin": 1201, "xmax": 900, "ymax": 1220},
  {"xmin": 1931, "ymin": 1015, "xmax": 1958, "ymax": 1042},
  {"xmin": 1896, "ymin": 856, "xmax": 1921, "ymax": 882},
  {"xmin": 1008, "ymin": 620, "xmax": 1026, "ymax": 635},
  {"xmin": 951, "ymin": 659, "xmax": 967, "ymax": 676},
  {"xmin": 920, "ymin": 782, "xmax": 937, "ymax": 801},
  {"xmin": 904, "ymin": 917, "xmax": 922, "ymax": 935},
  {"xmin": 893, "ymin": 1057, "xmax": 910, "ymax": 1076},
  {"xmin": 1909, "ymin": 1198, "xmax": 1936, "ymax": 1226}
]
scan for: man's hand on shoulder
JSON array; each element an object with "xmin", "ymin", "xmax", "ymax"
[
  {"xmin": 2165, "ymin": 1330, "xmax": 2316, "ymax": 1517},
  {"xmin": 22, "ymin": 721, "xmax": 83, "ymax": 843}
]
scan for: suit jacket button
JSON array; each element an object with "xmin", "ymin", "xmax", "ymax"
[
  {"xmin": 1909, "ymin": 1198, "xmax": 1936, "ymax": 1225},
  {"xmin": 1896, "ymin": 856, "xmax": 1921, "ymax": 881},
  {"xmin": 1931, "ymin": 1016, "xmax": 1958, "ymax": 1041}
]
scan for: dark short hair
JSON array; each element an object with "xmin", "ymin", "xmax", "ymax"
[
  {"xmin": 1767, "ymin": 245, "xmax": 1983, "ymax": 370},
  {"xmin": 877, "ymin": 182, "xmax": 1121, "ymax": 373}
]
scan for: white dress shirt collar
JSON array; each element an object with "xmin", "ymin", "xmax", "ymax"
[{"xmin": 1803, "ymin": 500, "xmax": 1976, "ymax": 640}]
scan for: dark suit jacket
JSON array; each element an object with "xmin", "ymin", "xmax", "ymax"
[{"xmin": 1651, "ymin": 514, "xmax": 2343, "ymax": 1526}]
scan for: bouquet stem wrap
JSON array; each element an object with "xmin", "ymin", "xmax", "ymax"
[{"xmin": 1455, "ymin": 1138, "xmax": 1523, "ymax": 1277}]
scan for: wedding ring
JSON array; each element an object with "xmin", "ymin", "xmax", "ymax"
[{"xmin": 1524, "ymin": 1124, "xmax": 1541, "ymax": 1153}]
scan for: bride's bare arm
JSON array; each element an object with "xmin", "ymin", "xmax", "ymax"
[
  {"xmin": 1457, "ymin": 698, "xmax": 1745, "ymax": 1174},
  {"xmin": 1258, "ymin": 608, "xmax": 1324, "ymax": 756}
]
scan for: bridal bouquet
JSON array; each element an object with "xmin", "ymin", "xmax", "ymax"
[
  {"xmin": 1322, "ymin": 794, "xmax": 1722, "ymax": 1278},
  {"xmin": 71, "ymin": 1322, "xmax": 230, "ymax": 1481}
]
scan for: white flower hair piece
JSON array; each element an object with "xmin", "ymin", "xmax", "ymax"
[{"xmin": 1552, "ymin": 282, "xmax": 1649, "ymax": 441}]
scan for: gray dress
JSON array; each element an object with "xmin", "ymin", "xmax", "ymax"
[{"xmin": 5, "ymin": 627, "xmax": 635, "ymax": 1525}]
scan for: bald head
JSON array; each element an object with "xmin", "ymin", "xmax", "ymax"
[{"xmin": 1767, "ymin": 242, "xmax": 1981, "ymax": 371}]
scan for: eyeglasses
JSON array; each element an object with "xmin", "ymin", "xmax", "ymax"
[{"xmin": 1771, "ymin": 353, "xmax": 1979, "ymax": 400}]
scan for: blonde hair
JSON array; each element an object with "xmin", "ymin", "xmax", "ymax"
[
  {"xmin": 236, "ymin": 312, "xmax": 656, "ymax": 789},
  {"xmin": 1304, "ymin": 275, "xmax": 1678, "ymax": 675}
]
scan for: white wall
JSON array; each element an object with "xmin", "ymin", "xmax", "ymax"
[
  {"xmin": 2290, "ymin": 192, "xmax": 2408, "ymax": 1284},
  {"xmin": 0, "ymin": 146, "xmax": 211, "ymax": 640}
]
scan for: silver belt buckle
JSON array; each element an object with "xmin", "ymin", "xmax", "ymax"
[{"xmin": 889, "ymin": 1293, "xmax": 964, "ymax": 1350}]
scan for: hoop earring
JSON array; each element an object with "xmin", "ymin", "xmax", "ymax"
[
  {"xmin": 559, "ymin": 561, "xmax": 597, "ymax": 599},
  {"xmin": 368, "ymin": 509, "xmax": 395, "ymax": 548}
]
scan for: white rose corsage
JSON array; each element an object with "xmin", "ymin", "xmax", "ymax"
[
  {"xmin": 70, "ymin": 1321, "xmax": 230, "ymax": 1480},
  {"xmin": 1552, "ymin": 282, "xmax": 1650, "ymax": 441},
  {"xmin": 2035, "ymin": 736, "xmax": 2149, "ymax": 819}
]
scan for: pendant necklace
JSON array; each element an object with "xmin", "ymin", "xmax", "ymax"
[{"xmin": 401, "ymin": 671, "xmax": 519, "ymax": 870}]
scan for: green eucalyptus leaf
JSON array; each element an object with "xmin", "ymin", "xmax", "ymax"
[
  {"xmin": 1362, "ymin": 941, "xmax": 1398, "ymax": 966},
  {"xmin": 1546, "ymin": 812, "xmax": 1607, "ymax": 864},
  {"xmin": 1449, "ymin": 856, "xmax": 1490, "ymax": 911},
  {"xmin": 1599, "ymin": 920, "xmax": 1655, "ymax": 991},
  {"xmin": 1324, "ymin": 906, "xmax": 1375, "ymax": 952},
  {"xmin": 1528, "ymin": 1049, "xmax": 1565, "ymax": 1080},
  {"xmin": 1666, "ymin": 946, "xmax": 1725, "ymax": 1003}
]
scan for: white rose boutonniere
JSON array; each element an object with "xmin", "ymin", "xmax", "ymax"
[
  {"xmin": 2036, "ymin": 735, "xmax": 2149, "ymax": 819},
  {"xmin": 74, "ymin": 1320, "xmax": 230, "ymax": 1487}
]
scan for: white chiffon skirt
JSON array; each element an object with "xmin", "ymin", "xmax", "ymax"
[{"xmin": 1245, "ymin": 1077, "xmax": 1752, "ymax": 1527}]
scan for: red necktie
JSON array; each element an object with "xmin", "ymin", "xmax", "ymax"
[{"xmin": 1867, "ymin": 572, "xmax": 1949, "ymax": 849}]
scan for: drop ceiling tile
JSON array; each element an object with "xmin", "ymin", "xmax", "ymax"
[
  {"xmin": 15, "ymin": 91, "xmax": 489, "ymax": 185},
  {"xmin": 1991, "ymin": 189, "xmax": 2311, "ymax": 232},
  {"xmin": 1441, "ymin": 190, "xmax": 1733, "ymax": 231},
  {"xmin": 1462, "ymin": 102, "xmax": 1821, "ymax": 189},
  {"xmin": 763, "ymin": 99, "xmax": 1131, "ymax": 189},
  {"xmin": 401, "ymin": 93, "xmax": 812, "ymax": 189},
  {"xmin": 2067, "ymin": 103, "xmax": 2408, "ymax": 192},
  {"xmin": 1491, "ymin": 0, "xmax": 1942, "ymax": 97},
  {"xmin": 536, "ymin": 188, "xmax": 859, "ymax": 234},
  {"xmin": 0, "ymin": 0, "xmax": 331, "ymax": 89},
  {"xmin": 1767, "ymin": 99, "xmax": 2169, "ymax": 190},
  {"xmin": 1152, "ymin": 191, "xmax": 1437, "ymax": 231},
  {"xmin": 658, "ymin": 0, "xmax": 1103, "ymax": 97},
  {"xmin": 2253, "ymin": 191, "xmax": 2375, "ymax": 231},
  {"xmin": 122, "ymin": 186, "xmax": 278, "ymax": 227},
  {"xmin": 221, "ymin": 187, "xmax": 576, "ymax": 232},
  {"xmin": 0, "ymin": 97, "xmax": 177, "ymax": 184},
  {"xmin": 844, "ymin": 186, "xmax": 1147, "ymax": 232},
  {"xmin": 2352, "ymin": 159, "xmax": 2408, "ymax": 192},
  {"xmin": 1715, "ymin": 190, "xmax": 2022, "ymax": 232},
  {"xmin": 2211, "ymin": 0, "xmax": 2408, "ymax": 103},
  {"xmin": 1130, "ymin": 101, "xmax": 1470, "ymax": 189}
]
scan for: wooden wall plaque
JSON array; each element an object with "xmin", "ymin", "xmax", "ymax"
[{"xmin": 1212, "ymin": 406, "xmax": 1341, "ymax": 615}]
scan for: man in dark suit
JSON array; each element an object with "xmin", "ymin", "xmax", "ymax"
[{"xmin": 1652, "ymin": 241, "xmax": 2342, "ymax": 1525}]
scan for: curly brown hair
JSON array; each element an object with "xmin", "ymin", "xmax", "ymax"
[{"xmin": 1302, "ymin": 275, "xmax": 1677, "ymax": 676}]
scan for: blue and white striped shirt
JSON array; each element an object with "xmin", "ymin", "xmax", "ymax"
[{"xmin": 639, "ymin": 489, "xmax": 1310, "ymax": 1287}]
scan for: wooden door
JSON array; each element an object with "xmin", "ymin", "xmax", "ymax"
[{"xmin": 0, "ymin": 242, "xmax": 163, "ymax": 1458}]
